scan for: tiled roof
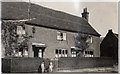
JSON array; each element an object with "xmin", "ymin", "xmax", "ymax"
[
  {"xmin": 2, "ymin": 2, "xmax": 101, "ymax": 36},
  {"xmin": 114, "ymin": 33, "xmax": 118, "ymax": 38}
]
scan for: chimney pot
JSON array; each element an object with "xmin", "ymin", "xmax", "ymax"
[{"xmin": 84, "ymin": 8, "xmax": 87, "ymax": 12}]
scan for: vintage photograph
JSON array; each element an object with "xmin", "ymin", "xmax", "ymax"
[{"xmin": 1, "ymin": 0, "xmax": 118, "ymax": 73}]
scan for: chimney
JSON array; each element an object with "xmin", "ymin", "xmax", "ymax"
[
  {"xmin": 81, "ymin": 8, "xmax": 89, "ymax": 21},
  {"xmin": 108, "ymin": 29, "xmax": 112, "ymax": 32}
]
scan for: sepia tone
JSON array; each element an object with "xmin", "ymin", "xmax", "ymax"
[{"xmin": 1, "ymin": 1, "xmax": 118, "ymax": 73}]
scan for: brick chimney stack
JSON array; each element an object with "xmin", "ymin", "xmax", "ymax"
[{"xmin": 81, "ymin": 8, "xmax": 89, "ymax": 21}]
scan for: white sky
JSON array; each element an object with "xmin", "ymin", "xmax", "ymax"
[
  {"xmin": 33, "ymin": 2, "xmax": 118, "ymax": 37},
  {"xmin": 1, "ymin": 0, "xmax": 118, "ymax": 37}
]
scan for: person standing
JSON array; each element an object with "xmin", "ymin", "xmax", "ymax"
[
  {"xmin": 44, "ymin": 58, "xmax": 50, "ymax": 73},
  {"xmin": 41, "ymin": 61, "xmax": 45, "ymax": 73},
  {"xmin": 49, "ymin": 61, "xmax": 53, "ymax": 72}
]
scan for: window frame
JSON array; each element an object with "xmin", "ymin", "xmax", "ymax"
[
  {"xmin": 17, "ymin": 25, "xmax": 26, "ymax": 35},
  {"xmin": 84, "ymin": 50, "xmax": 94, "ymax": 57},
  {"xmin": 55, "ymin": 49, "xmax": 68, "ymax": 58},
  {"xmin": 57, "ymin": 31, "xmax": 67, "ymax": 41}
]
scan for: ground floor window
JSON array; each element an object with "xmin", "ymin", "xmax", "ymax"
[
  {"xmin": 71, "ymin": 47, "xmax": 77, "ymax": 57},
  {"xmin": 13, "ymin": 49, "xmax": 28, "ymax": 57},
  {"xmin": 55, "ymin": 49, "xmax": 68, "ymax": 58},
  {"xmin": 84, "ymin": 51, "xmax": 93, "ymax": 57},
  {"xmin": 71, "ymin": 51, "xmax": 76, "ymax": 57}
]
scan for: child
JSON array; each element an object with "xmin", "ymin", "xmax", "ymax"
[
  {"xmin": 49, "ymin": 62, "xmax": 53, "ymax": 72},
  {"xmin": 41, "ymin": 61, "xmax": 45, "ymax": 73}
]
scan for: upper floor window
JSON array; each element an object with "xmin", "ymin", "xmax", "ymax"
[
  {"xmin": 17, "ymin": 25, "xmax": 25, "ymax": 35},
  {"xmin": 86, "ymin": 35, "xmax": 93, "ymax": 43},
  {"xmin": 57, "ymin": 32, "xmax": 66, "ymax": 41}
]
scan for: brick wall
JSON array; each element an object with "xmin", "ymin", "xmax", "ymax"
[
  {"xmin": 58, "ymin": 57, "xmax": 115, "ymax": 70},
  {"xmin": 2, "ymin": 57, "xmax": 43, "ymax": 73},
  {"xmin": 25, "ymin": 25, "xmax": 76, "ymax": 59},
  {"xmin": 2, "ymin": 58, "xmax": 11, "ymax": 73},
  {"xmin": 2, "ymin": 57, "xmax": 115, "ymax": 73}
]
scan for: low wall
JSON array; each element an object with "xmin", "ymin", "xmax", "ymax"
[
  {"xmin": 2, "ymin": 58, "xmax": 11, "ymax": 73},
  {"xmin": 58, "ymin": 57, "xmax": 115, "ymax": 70},
  {"xmin": 2, "ymin": 57, "xmax": 43, "ymax": 73},
  {"xmin": 2, "ymin": 57, "xmax": 116, "ymax": 73}
]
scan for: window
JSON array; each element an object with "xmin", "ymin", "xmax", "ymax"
[
  {"xmin": 56, "ymin": 49, "xmax": 58, "ymax": 54},
  {"xmin": 17, "ymin": 26, "xmax": 25, "ymax": 35},
  {"xmin": 65, "ymin": 50, "xmax": 68, "ymax": 57},
  {"xmin": 24, "ymin": 50, "xmax": 28, "ymax": 57},
  {"xmin": 55, "ymin": 49, "xmax": 68, "ymax": 58},
  {"xmin": 55, "ymin": 49, "xmax": 58, "ymax": 58},
  {"xmin": 57, "ymin": 32, "xmax": 66, "ymax": 41},
  {"xmin": 59, "ymin": 50, "xmax": 62, "ymax": 57},
  {"xmin": 71, "ymin": 47, "xmax": 77, "ymax": 57},
  {"xmin": 65, "ymin": 50, "xmax": 68, "ymax": 54},
  {"xmin": 18, "ymin": 51, "xmax": 22, "ymax": 57},
  {"xmin": 13, "ymin": 49, "xmax": 28, "ymax": 57},
  {"xmin": 86, "ymin": 35, "xmax": 92, "ymax": 43},
  {"xmin": 71, "ymin": 51, "xmax": 76, "ymax": 57},
  {"xmin": 84, "ymin": 51, "xmax": 93, "ymax": 57},
  {"xmin": 89, "ymin": 36, "xmax": 92, "ymax": 43}
]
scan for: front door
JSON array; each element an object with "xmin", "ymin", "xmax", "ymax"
[
  {"xmin": 32, "ymin": 45, "xmax": 45, "ymax": 58},
  {"xmin": 34, "ymin": 48, "xmax": 39, "ymax": 57},
  {"xmin": 33, "ymin": 46, "xmax": 39, "ymax": 57}
]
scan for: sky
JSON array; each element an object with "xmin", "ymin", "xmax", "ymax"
[
  {"xmin": 34, "ymin": 2, "xmax": 118, "ymax": 37},
  {"xmin": 1, "ymin": 0, "xmax": 118, "ymax": 37}
]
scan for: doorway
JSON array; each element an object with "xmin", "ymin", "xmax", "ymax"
[
  {"xmin": 33, "ymin": 46, "xmax": 39, "ymax": 57},
  {"xmin": 32, "ymin": 44, "xmax": 46, "ymax": 58}
]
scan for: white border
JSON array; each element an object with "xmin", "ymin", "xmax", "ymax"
[
  {"xmin": 0, "ymin": 0, "xmax": 120, "ymax": 2},
  {"xmin": 0, "ymin": 0, "xmax": 119, "ymax": 73}
]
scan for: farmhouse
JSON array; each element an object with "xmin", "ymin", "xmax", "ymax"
[{"xmin": 2, "ymin": 2, "xmax": 101, "ymax": 59}]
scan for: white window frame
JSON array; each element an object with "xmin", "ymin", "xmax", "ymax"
[
  {"xmin": 17, "ymin": 26, "xmax": 25, "ymax": 35},
  {"xmin": 55, "ymin": 49, "xmax": 68, "ymax": 58},
  {"xmin": 57, "ymin": 31, "xmax": 66, "ymax": 41},
  {"xmin": 84, "ymin": 51, "xmax": 93, "ymax": 57},
  {"xmin": 71, "ymin": 51, "xmax": 76, "ymax": 57},
  {"xmin": 86, "ymin": 35, "xmax": 93, "ymax": 43}
]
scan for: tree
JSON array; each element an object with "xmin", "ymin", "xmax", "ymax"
[
  {"xmin": 2, "ymin": 21, "xmax": 18, "ymax": 56},
  {"xmin": 2, "ymin": 21, "xmax": 30, "ymax": 57},
  {"xmin": 75, "ymin": 33, "xmax": 92, "ymax": 57}
]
